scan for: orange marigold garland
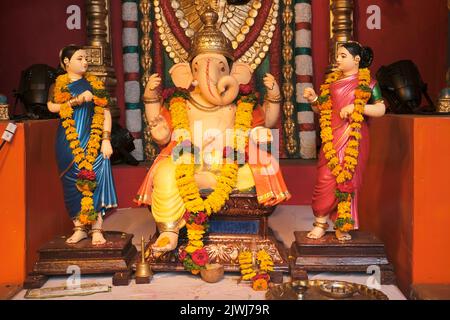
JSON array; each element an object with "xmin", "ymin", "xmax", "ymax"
[
  {"xmin": 238, "ymin": 249, "xmax": 274, "ymax": 291},
  {"xmin": 317, "ymin": 69, "xmax": 372, "ymax": 232},
  {"xmin": 54, "ymin": 73, "xmax": 109, "ymax": 225},
  {"xmin": 169, "ymin": 87, "xmax": 256, "ymax": 274}
]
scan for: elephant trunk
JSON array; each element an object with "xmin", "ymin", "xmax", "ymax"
[
  {"xmin": 198, "ymin": 61, "xmax": 240, "ymax": 106},
  {"xmin": 216, "ymin": 76, "xmax": 239, "ymax": 105}
]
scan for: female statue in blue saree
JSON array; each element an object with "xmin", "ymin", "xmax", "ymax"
[{"xmin": 47, "ymin": 45, "xmax": 118, "ymax": 245}]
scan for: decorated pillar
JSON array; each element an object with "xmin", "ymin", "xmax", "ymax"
[
  {"xmin": 281, "ymin": 0, "xmax": 300, "ymax": 157},
  {"xmin": 122, "ymin": 0, "xmax": 144, "ymax": 161},
  {"xmin": 85, "ymin": 0, "xmax": 119, "ymax": 120},
  {"xmin": 329, "ymin": 0, "xmax": 354, "ymax": 66},
  {"xmin": 139, "ymin": 0, "xmax": 159, "ymax": 162},
  {"xmin": 294, "ymin": 0, "xmax": 315, "ymax": 159}
]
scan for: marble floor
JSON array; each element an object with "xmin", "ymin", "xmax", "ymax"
[{"xmin": 13, "ymin": 206, "xmax": 406, "ymax": 300}]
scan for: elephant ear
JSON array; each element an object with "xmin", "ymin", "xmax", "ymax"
[
  {"xmin": 169, "ymin": 63, "xmax": 193, "ymax": 89},
  {"xmin": 230, "ymin": 62, "xmax": 253, "ymax": 85}
]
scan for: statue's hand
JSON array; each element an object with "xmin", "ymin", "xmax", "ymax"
[
  {"xmin": 263, "ymin": 73, "xmax": 280, "ymax": 98},
  {"xmin": 250, "ymin": 127, "xmax": 273, "ymax": 145},
  {"xmin": 79, "ymin": 90, "xmax": 94, "ymax": 103},
  {"xmin": 149, "ymin": 115, "xmax": 171, "ymax": 143},
  {"xmin": 144, "ymin": 73, "xmax": 162, "ymax": 98},
  {"xmin": 101, "ymin": 139, "xmax": 113, "ymax": 159},
  {"xmin": 340, "ymin": 104, "xmax": 355, "ymax": 119},
  {"xmin": 303, "ymin": 87, "xmax": 318, "ymax": 103}
]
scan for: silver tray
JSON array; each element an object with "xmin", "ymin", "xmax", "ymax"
[{"xmin": 266, "ymin": 280, "xmax": 388, "ymax": 300}]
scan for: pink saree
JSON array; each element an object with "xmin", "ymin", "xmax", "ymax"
[{"xmin": 312, "ymin": 74, "xmax": 377, "ymax": 229}]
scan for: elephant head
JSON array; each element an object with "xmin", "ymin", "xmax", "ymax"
[{"xmin": 169, "ymin": 53, "xmax": 253, "ymax": 106}]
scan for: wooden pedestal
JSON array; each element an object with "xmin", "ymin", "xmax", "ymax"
[
  {"xmin": 146, "ymin": 193, "xmax": 289, "ymax": 273},
  {"xmin": 290, "ymin": 231, "xmax": 396, "ymax": 285},
  {"xmin": 23, "ymin": 231, "xmax": 137, "ymax": 289},
  {"xmin": 147, "ymin": 229, "xmax": 288, "ymax": 273}
]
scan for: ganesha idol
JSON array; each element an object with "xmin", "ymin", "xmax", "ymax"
[{"xmin": 135, "ymin": 9, "xmax": 290, "ymax": 272}]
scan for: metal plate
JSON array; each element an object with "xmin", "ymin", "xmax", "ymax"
[{"xmin": 266, "ymin": 280, "xmax": 389, "ymax": 300}]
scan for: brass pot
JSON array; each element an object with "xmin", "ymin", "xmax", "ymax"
[{"xmin": 200, "ymin": 264, "xmax": 224, "ymax": 283}]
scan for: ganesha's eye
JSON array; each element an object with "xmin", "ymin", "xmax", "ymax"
[{"xmin": 220, "ymin": 66, "xmax": 226, "ymax": 72}]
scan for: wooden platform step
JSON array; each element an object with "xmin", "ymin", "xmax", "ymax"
[{"xmin": 290, "ymin": 231, "xmax": 396, "ymax": 285}]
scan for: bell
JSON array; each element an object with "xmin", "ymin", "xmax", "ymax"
[{"xmin": 135, "ymin": 236, "xmax": 152, "ymax": 283}]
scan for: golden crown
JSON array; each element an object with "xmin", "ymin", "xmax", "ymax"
[{"xmin": 188, "ymin": 8, "xmax": 234, "ymax": 62}]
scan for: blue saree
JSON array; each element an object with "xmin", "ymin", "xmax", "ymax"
[{"xmin": 55, "ymin": 77, "xmax": 118, "ymax": 219}]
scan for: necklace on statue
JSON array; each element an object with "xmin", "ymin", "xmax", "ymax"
[{"xmin": 187, "ymin": 95, "xmax": 231, "ymax": 113}]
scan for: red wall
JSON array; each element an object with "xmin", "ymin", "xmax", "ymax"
[
  {"xmin": 354, "ymin": 0, "xmax": 448, "ymax": 100},
  {"xmin": 312, "ymin": 0, "xmax": 331, "ymax": 90},
  {"xmin": 0, "ymin": 1, "xmax": 447, "ymax": 123},
  {"xmin": 0, "ymin": 0, "xmax": 126, "ymax": 126},
  {"xmin": 0, "ymin": 1, "xmax": 447, "ymax": 113},
  {"xmin": 0, "ymin": 0, "xmax": 86, "ymax": 114},
  {"xmin": 311, "ymin": 1, "xmax": 448, "ymax": 102}
]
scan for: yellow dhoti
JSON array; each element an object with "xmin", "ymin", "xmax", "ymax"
[{"xmin": 147, "ymin": 156, "xmax": 256, "ymax": 226}]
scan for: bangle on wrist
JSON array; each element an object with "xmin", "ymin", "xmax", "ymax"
[
  {"xmin": 311, "ymin": 96, "xmax": 320, "ymax": 106},
  {"xmin": 143, "ymin": 95, "xmax": 161, "ymax": 104},
  {"xmin": 102, "ymin": 131, "xmax": 111, "ymax": 141},
  {"xmin": 68, "ymin": 96, "xmax": 80, "ymax": 107},
  {"xmin": 264, "ymin": 95, "xmax": 282, "ymax": 103}
]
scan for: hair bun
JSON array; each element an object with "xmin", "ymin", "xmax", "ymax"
[{"xmin": 360, "ymin": 46, "xmax": 374, "ymax": 68}]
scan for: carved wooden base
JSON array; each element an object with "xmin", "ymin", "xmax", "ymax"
[
  {"xmin": 145, "ymin": 193, "xmax": 288, "ymax": 273},
  {"xmin": 290, "ymin": 231, "xmax": 396, "ymax": 285},
  {"xmin": 23, "ymin": 231, "xmax": 137, "ymax": 289},
  {"xmin": 147, "ymin": 228, "xmax": 289, "ymax": 273}
]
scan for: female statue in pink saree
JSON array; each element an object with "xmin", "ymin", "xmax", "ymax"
[{"xmin": 303, "ymin": 42, "xmax": 386, "ymax": 241}]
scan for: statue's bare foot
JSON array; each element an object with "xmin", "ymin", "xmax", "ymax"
[
  {"xmin": 306, "ymin": 226, "xmax": 326, "ymax": 239},
  {"xmin": 66, "ymin": 227, "xmax": 88, "ymax": 244},
  {"xmin": 306, "ymin": 221, "xmax": 329, "ymax": 240},
  {"xmin": 151, "ymin": 231, "xmax": 179, "ymax": 257},
  {"xmin": 91, "ymin": 229, "xmax": 106, "ymax": 245},
  {"xmin": 335, "ymin": 229, "xmax": 352, "ymax": 241}
]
